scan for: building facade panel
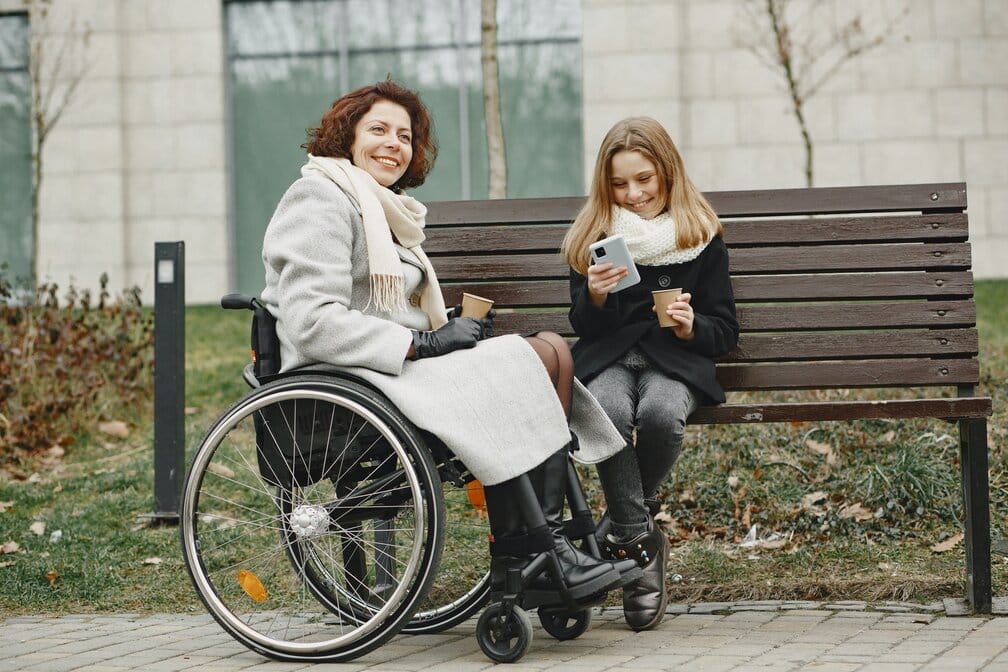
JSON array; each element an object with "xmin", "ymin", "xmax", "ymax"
[{"xmin": 5, "ymin": 0, "xmax": 1008, "ymax": 300}]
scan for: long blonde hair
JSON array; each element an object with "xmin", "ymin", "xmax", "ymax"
[{"xmin": 561, "ymin": 117, "xmax": 722, "ymax": 274}]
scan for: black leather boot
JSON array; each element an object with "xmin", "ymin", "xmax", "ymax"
[
  {"xmin": 532, "ymin": 450, "xmax": 641, "ymax": 590},
  {"xmin": 485, "ymin": 470, "xmax": 620, "ymax": 602},
  {"xmin": 599, "ymin": 517, "xmax": 670, "ymax": 631}
]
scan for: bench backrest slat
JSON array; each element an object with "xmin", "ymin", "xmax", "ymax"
[
  {"xmin": 438, "ymin": 271, "xmax": 975, "ymax": 307},
  {"xmin": 426, "ymin": 182, "xmax": 979, "ymax": 392}
]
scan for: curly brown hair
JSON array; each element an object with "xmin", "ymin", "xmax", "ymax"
[{"xmin": 303, "ymin": 80, "xmax": 437, "ymax": 190}]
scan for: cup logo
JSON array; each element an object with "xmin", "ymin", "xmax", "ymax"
[{"xmin": 658, "ymin": 275, "xmax": 671, "ymax": 288}]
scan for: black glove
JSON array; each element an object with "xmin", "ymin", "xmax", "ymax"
[
  {"xmin": 411, "ymin": 317, "xmax": 483, "ymax": 359},
  {"xmin": 476, "ymin": 308, "xmax": 495, "ymax": 339},
  {"xmin": 445, "ymin": 307, "xmax": 496, "ymax": 340}
]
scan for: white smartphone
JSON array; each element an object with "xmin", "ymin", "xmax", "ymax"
[{"xmin": 589, "ymin": 234, "xmax": 641, "ymax": 293}]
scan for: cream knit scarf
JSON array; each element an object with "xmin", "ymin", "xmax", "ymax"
[
  {"xmin": 301, "ymin": 155, "xmax": 447, "ymax": 329},
  {"xmin": 610, "ymin": 205, "xmax": 709, "ymax": 266}
]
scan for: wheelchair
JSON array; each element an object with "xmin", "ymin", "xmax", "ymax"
[{"xmin": 179, "ymin": 294, "xmax": 615, "ymax": 664}]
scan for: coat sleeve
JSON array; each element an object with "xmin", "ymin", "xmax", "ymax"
[
  {"xmin": 568, "ymin": 268, "xmax": 624, "ymax": 340},
  {"xmin": 678, "ymin": 237, "xmax": 739, "ymax": 358},
  {"xmin": 262, "ymin": 178, "xmax": 414, "ymax": 375}
]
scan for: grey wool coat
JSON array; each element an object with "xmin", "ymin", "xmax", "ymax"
[{"xmin": 261, "ymin": 175, "xmax": 624, "ymax": 485}]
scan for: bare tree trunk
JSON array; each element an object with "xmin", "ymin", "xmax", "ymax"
[
  {"xmin": 765, "ymin": 0, "xmax": 813, "ymax": 187},
  {"xmin": 480, "ymin": 0, "xmax": 507, "ymax": 198},
  {"xmin": 25, "ymin": 0, "xmax": 89, "ymax": 286}
]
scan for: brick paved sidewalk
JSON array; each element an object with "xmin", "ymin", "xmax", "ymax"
[{"xmin": 3, "ymin": 604, "xmax": 1008, "ymax": 672}]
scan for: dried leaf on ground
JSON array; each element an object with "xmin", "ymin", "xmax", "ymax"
[
  {"xmin": 838, "ymin": 502, "xmax": 874, "ymax": 522},
  {"xmin": 143, "ymin": 557, "xmax": 163, "ymax": 565},
  {"xmin": 801, "ymin": 491, "xmax": 829, "ymax": 510},
  {"xmin": 46, "ymin": 570, "xmax": 59, "ymax": 586},
  {"xmin": 0, "ymin": 561, "xmax": 14, "ymax": 568},
  {"xmin": 727, "ymin": 475, "xmax": 739, "ymax": 489},
  {"xmin": 1, "ymin": 541, "xmax": 19, "ymax": 554},
  {"xmin": 184, "ymin": 407, "xmax": 199, "ymax": 415},
  {"xmin": 881, "ymin": 430, "xmax": 896, "ymax": 442},
  {"xmin": 98, "ymin": 421, "xmax": 130, "ymax": 438},
  {"xmin": 29, "ymin": 521, "xmax": 45, "ymax": 536},
  {"xmin": 207, "ymin": 463, "xmax": 235, "ymax": 479},
  {"xmin": 805, "ymin": 438, "xmax": 838, "ymax": 465},
  {"xmin": 0, "ymin": 501, "xmax": 13, "ymax": 513},
  {"xmin": 931, "ymin": 532, "xmax": 964, "ymax": 553}
]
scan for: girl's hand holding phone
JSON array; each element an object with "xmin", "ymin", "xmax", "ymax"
[
  {"xmin": 654, "ymin": 292, "xmax": 695, "ymax": 340},
  {"xmin": 586, "ymin": 262, "xmax": 628, "ymax": 306}
]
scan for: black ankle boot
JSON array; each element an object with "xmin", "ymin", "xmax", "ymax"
[
  {"xmin": 600, "ymin": 517, "xmax": 669, "ymax": 631},
  {"xmin": 485, "ymin": 471, "xmax": 620, "ymax": 602},
  {"xmin": 533, "ymin": 450, "xmax": 641, "ymax": 590}
]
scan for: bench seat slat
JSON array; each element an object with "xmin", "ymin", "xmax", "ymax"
[
  {"xmin": 716, "ymin": 358, "xmax": 979, "ymax": 390},
  {"xmin": 688, "ymin": 397, "xmax": 992, "ymax": 424}
]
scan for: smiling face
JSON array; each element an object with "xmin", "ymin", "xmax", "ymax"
[
  {"xmin": 350, "ymin": 99, "xmax": 414, "ymax": 187},
  {"xmin": 609, "ymin": 149, "xmax": 666, "ymax": 220}
]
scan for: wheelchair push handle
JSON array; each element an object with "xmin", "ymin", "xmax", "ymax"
[{"xmin": 221, "ymin": 293, "xmax": 257, "ymax": 311}]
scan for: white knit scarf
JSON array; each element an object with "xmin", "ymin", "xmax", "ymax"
[
  {"xmin": 610, "ymin": 205, "xmax": 709, "ymax": 266},
  {"xmin": 301, "ymin": 155, "xmax": 447, "ymax": 328}
]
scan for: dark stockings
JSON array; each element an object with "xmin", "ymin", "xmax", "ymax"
[{"xmin": 523, "ymin": 331, "xmax": 574, "ymax": 419}]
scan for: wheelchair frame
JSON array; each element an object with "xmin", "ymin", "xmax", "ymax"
[{"xmin": 179, "ymin": 295, "xmax": 611, "ymax": 664}]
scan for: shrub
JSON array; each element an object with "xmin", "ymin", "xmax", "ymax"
[{"xmin": 0, "ymin": 274, "xmax": 153, "ymax": 475}]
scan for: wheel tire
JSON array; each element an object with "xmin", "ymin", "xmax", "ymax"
[
  {"xmin": 180, "ymin": 375, "xmax": 444, "ymax": 663},
  {"xmin": 538, "ymin": 608, "xmax": 591, "ymax": 641},
  {"xmin": 476, "ymin": 603, "xmax": 533, "ymax": 664}
]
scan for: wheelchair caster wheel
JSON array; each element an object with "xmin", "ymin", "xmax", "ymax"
[
  {"xmin": 476, "ymin": 603, "xmax": 532, "ymax": 663},
  {"xmin": 538, "ymin": 607, "xmax": 591, "ymax": 641}
]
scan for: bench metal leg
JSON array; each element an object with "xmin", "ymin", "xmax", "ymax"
[{"xmin": 959, "ymin": 418, "xmax": 991, "ymax": 614}]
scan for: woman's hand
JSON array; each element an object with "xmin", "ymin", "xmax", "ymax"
[
  {"xmin": 585, "ymin": 262, "xmax": 627, "ymax": 307},
  {"xmin": 655, "ymin": 292, "xmax": 695, "ymax": 340},
  {"xmin": 409, "ymin": 317, "xmax": 484, "ymax": 359}
]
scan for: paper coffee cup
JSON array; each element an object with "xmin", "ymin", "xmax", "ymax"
[
  {"xmin": 460, "ymin": 292, "xmax": 494, "ymax": 318},
  {"xmin": 652, "ymin": 288, "xmax": 683, "ymax": 328}
]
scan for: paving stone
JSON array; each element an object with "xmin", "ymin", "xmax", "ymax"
[
  {"xmin": 824, "ymin": 601, "xmax": 868, "ymax": 611},
  {"xmin": 943, "ymin": 597, "xmax": 971, "ymax": 616},
  {"xmin": 687, "ymin": 602, "xmax": 733, "ymax": 614}
]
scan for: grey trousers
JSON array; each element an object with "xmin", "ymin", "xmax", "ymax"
[{"xmin": 587, "ymin": 361, "xmax": 699, "ymax": 540}]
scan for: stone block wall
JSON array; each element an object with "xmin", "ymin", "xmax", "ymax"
[
  {"xmin": 582, "ymin": 0, "xmax": 1008, "ymax": 278},
  {"xmin": 2, "ymin": 0, "xmax": 228, "ymax": 303}
]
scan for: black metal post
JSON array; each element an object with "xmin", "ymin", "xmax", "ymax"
[{"xmin": 152, "ymin": 242, "xmax": 185, "ymax": 522}]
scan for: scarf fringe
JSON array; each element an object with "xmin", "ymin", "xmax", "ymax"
[{"xmin": 368, "ymin": 274, "xmax": 408, "ymax": 314}]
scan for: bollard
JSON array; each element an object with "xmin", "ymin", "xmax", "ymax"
[{"xmin": 151, "ymin": 242, "xmax": 185, "ymax": 522}]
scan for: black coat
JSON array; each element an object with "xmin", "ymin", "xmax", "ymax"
[{"xmin": 568, "ymin": 236, "xmax": 739, "ymax": 405}]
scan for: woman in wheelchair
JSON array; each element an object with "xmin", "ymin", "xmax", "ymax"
[{"xmin": 259, "ymin": 81, "xmax": 640, "ymax": 616}]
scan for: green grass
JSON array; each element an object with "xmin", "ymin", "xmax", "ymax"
[{"xmin": 0, "ymin": 284, "xmax": 1005, "ymax": 615}]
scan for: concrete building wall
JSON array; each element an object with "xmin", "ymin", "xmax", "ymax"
[
  {"xmin": 6, "ymin": 0, "xmax": 1007, "ymax": 303},
  {"xmin": 582, "ymin": 0, "xmax": 1008, "ymax": 279},
  {"xmin": 2, "ymin": 0, "xmax": 228, "ymax": 303}
]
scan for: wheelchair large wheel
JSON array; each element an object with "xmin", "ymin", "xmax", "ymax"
[
  {"xmin": 180, "ymin": 375, "xmax": 444, "ymax": 663},
  {"xmin": 402, "ymin": 475, "xmax": 491, "ymax": 633}
]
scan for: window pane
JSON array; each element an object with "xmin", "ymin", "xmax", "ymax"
[
  {"xmin": 227, "ymin": 0, "xmax": 340, "ymax": 56},
  {"xmin": 224, "ymin": 0, "xmax": 584, "ymax": 294},
  {"xmin": 230, "ymin": 56, "xmax": 342, "ymax": 295},
  {"xmin": 0, "ymin": 14, "xmax": 31, "ymax": 284}
]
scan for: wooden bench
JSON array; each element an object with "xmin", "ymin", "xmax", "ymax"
[{"xmin": 423, "ymin": 182, "xmax": 994, "ymax": 614}]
